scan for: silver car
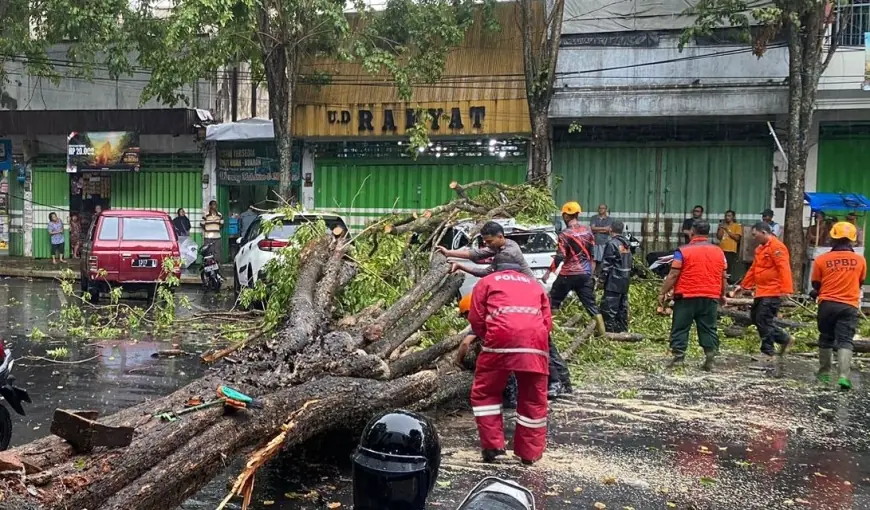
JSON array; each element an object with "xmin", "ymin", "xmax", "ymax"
[{"xmin": 448, "ymin": 219, "xmax": 558, "ymax": 297}]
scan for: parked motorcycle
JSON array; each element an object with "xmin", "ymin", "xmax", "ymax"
[
  {"xmin": 0, "ymin": 344, "xmax": 32, "ymax": 451},
  {"xmin": 457, "ymin": 477, "xmax": 535, "ymax": 510},
  {"xmin": 200, "ymin": 241, "xmax": 224, "ymax": 292}
]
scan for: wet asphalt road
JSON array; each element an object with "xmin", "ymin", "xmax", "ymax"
[{"xmin": 2, "ymin": 278, "xmax": 870, "ymax": 509}]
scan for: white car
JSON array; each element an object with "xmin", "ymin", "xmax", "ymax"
[
  {"xmin": 233, "ymin": 212, "xmax": 349, "ymax": 293},
  {"xmin": 448, "ymin": 219, "xmax": 559, "ymax": 297}
]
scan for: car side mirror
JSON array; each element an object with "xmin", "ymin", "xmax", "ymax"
[{"xmin": 236, "ymin": 238, "xmax": 243, "ymax": 245}]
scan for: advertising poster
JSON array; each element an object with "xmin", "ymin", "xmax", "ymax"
[
  {"xmin": 0, "ymin": 139, "xmax": 11, "ymax": 172},
  {"xmin": 67, "ymin": 132, "xmax": 140, "ymax": 173}
]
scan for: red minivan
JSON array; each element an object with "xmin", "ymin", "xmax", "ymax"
[{"xmin": 79, "ymin": 210, "xmax": 181, "ymax": 300}]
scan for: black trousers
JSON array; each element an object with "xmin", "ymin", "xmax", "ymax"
[
  {"xmin": 817, "ymin": 300, "xmax": 859, "ymax": 351},
  {"xmin": 724, "ymin": 251, "xmax": 740, "ymax": 284},
  {"xmin": 548, "ymin": 336, "xmax": 571, "ymax": 389},
  {"xmin": 600, "ymin": 291, "xmax": 628, "ymax": 333},
  {"xmin": 750, "ymin": 297, "xmax": 790, "ymax": 355},
  {"xmin": 550, "ymin": 273, "xmax": 599, "ymax": 316}
]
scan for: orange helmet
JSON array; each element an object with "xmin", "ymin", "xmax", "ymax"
[
  {"xmin": 458, "ymin": 294, "xmax": 472, "ymax": 315},
  {"xmin": 830, "ymin": 221, "xmax": 858, "ymax": 242},
  {"xmin": 561, "ymin": 201, "xmax": 582, "ymax": 215}
]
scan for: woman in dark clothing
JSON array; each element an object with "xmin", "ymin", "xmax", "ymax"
[{"xmin": 173, "ymin": 208, "xmax": 191, "ymax": 237}]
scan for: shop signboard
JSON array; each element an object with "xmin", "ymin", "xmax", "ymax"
[
  {"xmin": 67, "ymin": 132, "xmax": 140, "ymax": 173},
  {"xmin": 217, "ymin": 142, "xmax": 282, "ymax": 186}
]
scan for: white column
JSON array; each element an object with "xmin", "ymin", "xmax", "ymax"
[
  {"xmin": 22, "ymin": 140, "xmax": 35, "ymax": 257},
  {"xmin": 301, "ymin": 144, "xmax": 315, "ymax": 210},
  {"xmin": 203, "ymin": 142, "xmax": 217, "ymax": 211}
]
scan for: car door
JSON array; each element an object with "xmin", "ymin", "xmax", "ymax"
[
  {"xmin": 91, "ymin": 216, "xmax": 121, "ymax": 282},
  {"xmin": 118, "ymin": 217, "xmax": 176, "ymax": 282},
  {"xmin": 235, "ymin": 218, "xmax": 262, "ymax": 283}
]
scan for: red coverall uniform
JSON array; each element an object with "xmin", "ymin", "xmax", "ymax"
[{"xmin": 468, "ymin": 270, "xmax": 552, "ymax": 462}]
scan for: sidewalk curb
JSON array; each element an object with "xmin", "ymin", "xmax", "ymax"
[{"xmin": 0, "ymin": 267, "xmax": 205, "ymax": 286}]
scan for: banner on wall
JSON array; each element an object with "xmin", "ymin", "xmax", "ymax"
[
  {"xmin": 217, "ymin": 142, "xmax": 286, "ymax": 186},
  {"xmin": 864, "ymin": 32, "xmax": 870, "ymax": 91},
  {"xmin": 67, "ymin": 132, "xmax": 140, "ymax": 173},
  {"xmin": 0, "ymin": 139, "xmax": 11, "ymax": 173}
]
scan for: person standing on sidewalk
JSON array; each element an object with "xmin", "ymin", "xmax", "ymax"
[
  {"xmin": 716, "ymin": 210, "xmax": 743, "ymax": 283},
  {"xmin": 733, "ymin": 222, "xmax": 794, "ymax": 362},
  {"xmin": 658, "ymin": 220, "xmax": 727, "ymax": 370},
  {"xmin": 599, "ymin": 220, "xmax": 632, "ymax": 333},
  {"xmin": 810, "ymin": 222, "xmax": 866, "ymax": 390},
  {"xmin": 590, "ymin": 203, "xmax": 613, "ymax": 274},
  {"xmin": 48, "ymin": 212, "xmax": 65, "ymax": 264},
  {"xmin": 201, "ymin": 200, "xmax": 224, "ymax": 263}
]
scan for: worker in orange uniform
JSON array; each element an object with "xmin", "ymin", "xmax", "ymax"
[
  {"xmin": 734, "ymin": 222, "xmax": 794, "ymax": 360},
  {"xmin": 658, "ymin": 220, "xmax": 728, "ymax": 370},
  {"xmin": 461, "ymin": 264, "xmax": 552, "ymax": 465},
  {"xmin": 810, "ymin": 222, "xmax": 867, "ymax": 390},
  {"xmin": 457, "ymin": 294, "xmax": 518, "ymax": 408}
]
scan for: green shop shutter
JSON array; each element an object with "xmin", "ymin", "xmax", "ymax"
[
  {"xmin": 553, "ymin": 144, "xmax": 772, "ymax": 249},
  {"xmin": 817, "ymin": 136, "xmax": 870, "ymax": 282},
  {"xmin": 7, "ymin": 169, "xmax": 24, "ymax": 257},
  {"xmin": 314, "ymin": 160, "xmax": 527, "ymax": 231},
  {"xmin": 32, "ymin": 156, "xmax": 70, "ymax": 259}
]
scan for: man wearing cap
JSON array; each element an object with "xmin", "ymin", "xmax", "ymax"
[
  {"xmin": 761, "ymin": 209, "xmax": 783, "ymax": 238},
  {"xmin": 543, "ymin": 201, "xmax": 607, "ymax": 336},
  {"xmin": 734, "ymin": 222, "xmax": 794, "ymax": 362},
  {"xmin": 464, "ymin": 263, "xmax": 552, "ymax": 465},
  {"xmin": 658, "ymin": 220, "xmax": 727, "ymax": 370},
  {"xmin": 810, "ymin": 222, "xmax": 866, "ymax": 390},
  {"xmin": 590, "ymin": 204, "xmax": 613, "ymax": 273}
]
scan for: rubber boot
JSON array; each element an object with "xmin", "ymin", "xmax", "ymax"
[
  {"xmin": 547, "ymin": 380, "xmax": 563, "ymax": 400},
  {"xmin": 702, "ymin": 349, "xmax": 716, "ymax": 372},
  {"xmin": 667, "ymin": 353, "xmax": 685, "ymax": 368},
  {"xmin": 594, "ymin": 314, "xmax": 607, "ymax": 337},
  {"xmin": 817, "ymin": 348, "xmax": 833, "ymax": 384},
  {"xmin": 482, "ymin": 448, "xmax": 506, "ymax": 463},
  {"xmin": 838, "ymin": 349, "xmax": 853, "ymax": 391}
]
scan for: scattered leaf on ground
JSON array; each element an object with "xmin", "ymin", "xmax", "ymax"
[
  {"xmin": 700, "ymin": 476, "xmax": 717, "ymax": 485},
  {"xmin": 327, "ymin": 503, "xmax": 341, "ymax": 509},
  {"xmin": 594, "ymin": 503, "xmax": 606, "ymax": 509},
  {"xmin": 262, "ymin": 502, "xmax": 274, "ymax": 507},
  {"xmin": 436, "ymin": 480, "xmax": 451, "ymax": 488}
]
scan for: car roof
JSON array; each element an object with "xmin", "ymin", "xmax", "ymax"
[
  {"xmin": 99, "ymin": 209, "xmax": 171, "ymax": 218},
  {"xmin": 258, "ymin": 212, "xmax": 345, "ymax": 222}
]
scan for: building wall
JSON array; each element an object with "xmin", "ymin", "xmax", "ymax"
[
  {"xmin": 552, "ymin": 34, "xmax": 789, "ymax": 119},
  {"xmin": 1, "ymin": 45, "xmax": 214, "ymax": 112}
]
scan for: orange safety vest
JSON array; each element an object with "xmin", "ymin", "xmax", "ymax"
[{"xmin": 674, "ymin": 238, "xmax": 726, "ymax": 299}]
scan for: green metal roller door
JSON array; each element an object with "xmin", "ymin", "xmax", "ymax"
[
  {"xmin": 112, "ymin": 154, "xmax": 204, "ymax": 247},
  {"xmin": 314, "ymin": 160, "xmax": 528, "ymax": 231},
  {"xmin": 32, "ymin": 157, "xmax": 71, "ymax": 259},
  {"xmin": 552, "ymin": 144, "xmax": 772, "ymax": 249},
  {"xmin": 817, "ymin": 135, "xmax": 870, "ymax": 282}
]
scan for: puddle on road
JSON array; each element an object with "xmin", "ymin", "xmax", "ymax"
[{"xmin": 0, "ymin": 277, "xmax": 233, "ymax": 446}]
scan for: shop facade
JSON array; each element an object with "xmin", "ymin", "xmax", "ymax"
[{"xmin": 2, "ymin": 126, "xmax": 206, "ymax": 259}]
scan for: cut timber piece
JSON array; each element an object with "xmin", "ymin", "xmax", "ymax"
[
  {"xmin": 806, "ymin": 338, "xmax": 870, "ymax": 353},
  {"xmin": 50, "ymin": 410, "xmax": 134, "ymax": 453}
]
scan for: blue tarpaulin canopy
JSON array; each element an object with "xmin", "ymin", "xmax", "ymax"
[{"xmin": 803, "ymin": 192, "xmax": 870, "ymax": 213}]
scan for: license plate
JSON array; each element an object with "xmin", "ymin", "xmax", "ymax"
[
  {"xmin": 205, "ymin": 265, "xmax": 218, "ymax": 273},
  {"xmin": 132, "ymin": 258, "xmax": 157, "ymax": 268},
  {"xmin": 532, "ymin": 269, "xmax": 547, "ymax": 278}
]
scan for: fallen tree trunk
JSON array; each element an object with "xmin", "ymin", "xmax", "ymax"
[
  {"xmin": 806, "ymin": 338, "xmax": 870, "ymax": 353},
  {"xmin": 718, "ymin": 307, "xmax": 812, "ymax": 329},
  {"xmin": 4, "ymin": 180, "xmax": 548, "ymax": 510}
]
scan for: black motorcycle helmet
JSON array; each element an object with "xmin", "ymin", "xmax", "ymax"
[{"xmin": 352, "ymin": 409, "xmax": 441, "ymax": 510}]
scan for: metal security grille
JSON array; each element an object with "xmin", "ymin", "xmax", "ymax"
[{"xmin": 835, "ymin": 2, "xmax": 870, "ymax": 47}]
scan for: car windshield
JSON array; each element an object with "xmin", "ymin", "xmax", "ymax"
[
  {"xmin": 473, "ymin": 231, "xmax": 555, "ymax": 254},
  {"xmin": 263, "ymin": 216, "xmax": 348, "ymax": 239},
  {"xmin": 122, "ymin": 218, "xmax": 171, "ymax": 241}
]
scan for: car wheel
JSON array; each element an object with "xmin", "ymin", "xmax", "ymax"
[
  {"xmin": 247, "ymin": 264, "xmax": 254, "ymax": 287},
  {"xmin": 146, "ymin": 285, "xmax": 156, "ymax": 303},
  {"xmin": 80, "ymin": 274, "xmax": 88, "ymax": 294}
]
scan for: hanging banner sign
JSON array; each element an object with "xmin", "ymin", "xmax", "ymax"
[
  {"xmin": 864, "ymin": 32, "xmax": 870, "ymax": 91},
  {"xmin": 216, "ymin": 141, "xmax": 302, "ymax": 186},
  {"xmin": 0, "ymin": 140, "xmax": 11, "ymax": 172},
  {"xmin": 67, "ymin": 132, "xmax": 140, "ymax": 173}
]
